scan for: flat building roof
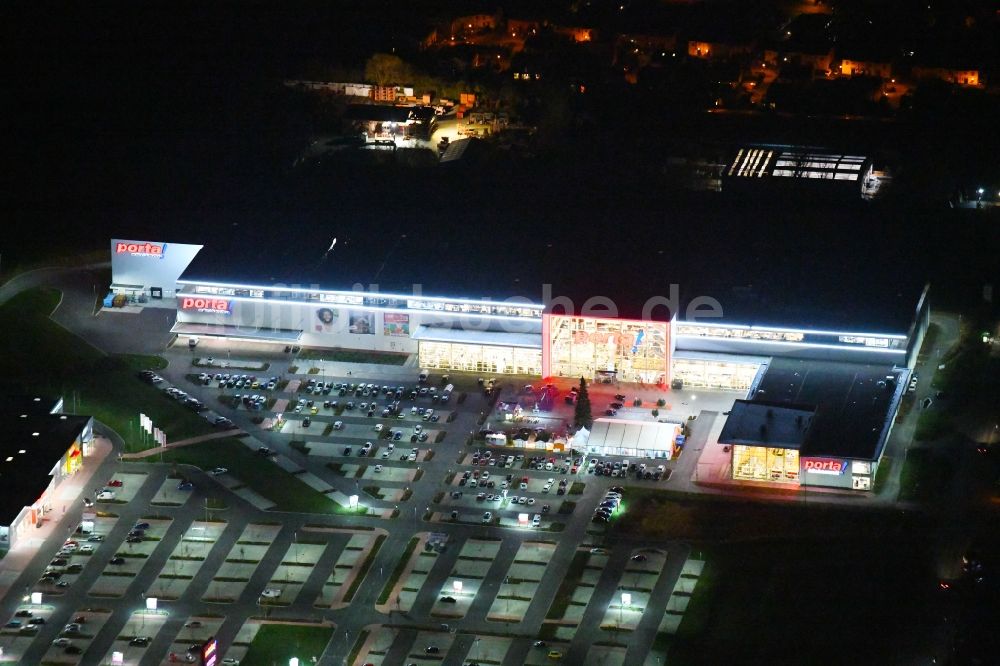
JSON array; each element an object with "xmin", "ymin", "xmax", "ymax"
[{"xmin": 0, "ymin": 411, "xmax": 91, "ymax": 526}]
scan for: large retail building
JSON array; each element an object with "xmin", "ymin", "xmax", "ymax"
[
  {"xmin": 109, "ymin": 237, "xmax": 929, "ymax": 392},
  {"xmin": 108, "ymin": 234, "xmax": 928, "ymax": 493}
]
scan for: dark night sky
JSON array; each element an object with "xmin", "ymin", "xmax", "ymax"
[{"xmin": 3, "ymin": 2, "xmax": 998, "ymax": 320}]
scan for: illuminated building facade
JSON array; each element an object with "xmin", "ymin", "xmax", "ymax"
[
  {"xmin": 110, "ymin": 238, "xmax": 929, "ymax": 386},
  {"xmin": 0, "ymin": 397, "xmax": 94, "ymax": 549}
]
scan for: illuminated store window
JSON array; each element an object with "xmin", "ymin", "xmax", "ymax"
[
  {"xmin": 418, "ymin": 342, "xmax": 540, "ymax": 375},
  {"xmin": 732, "ymin": 445, "xmax": 799, "ymax": 483}
]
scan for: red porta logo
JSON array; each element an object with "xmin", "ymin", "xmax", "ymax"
[
  {"xmin": 802, "ymin": 458, "xmax": 848, "ymax": 474},
  {"xmin": 115, "ymin": 241, "xmax": 165, "ymax": 257},
  {"xmin": 181, "ymin": 297, "xmax": 231, "ymax": 314}
]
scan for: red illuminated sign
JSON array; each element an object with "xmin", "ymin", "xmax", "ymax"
[
  {"xmin": 115, "ymin": 241, "xmax": 165, "ymax": 257},
  {"xmin": 802, "ymin": 458, "xmax": 848, "ymax": 475},
  {"xmin": 181, "ymin": 297, "xmax": 232, "ymax": 315},
  {"xmin": 201, "ymin": 636, "xmax": 217, "ymax": 666}
]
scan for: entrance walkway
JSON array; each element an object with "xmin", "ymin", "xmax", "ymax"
[{"xmin": 121, "ymin": 430, "xmax": 245, "ymax": 460}]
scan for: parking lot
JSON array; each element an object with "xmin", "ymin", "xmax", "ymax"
[{"xmin": 1, "ymin": 343, "xmax": 720, "ymax": 666}]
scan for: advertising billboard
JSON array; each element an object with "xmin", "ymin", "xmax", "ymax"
[
  {"xmin": 314, "ymin": 307, "xmax": 340, "ymax": 333},
  {"xmin": 383, "ymin": 313, "xmax": 410, "ymax": 337},
  {"xmin": 180, "ymin": 297, "xmax": 233, "ymax": 316},
  {"xmin": 115, "ymin": 241, "xmax": 167, "ymax": 258},
  {"xmin": 109, "ymin": 238, "xmax": 203, "ymax": 301},
  {"xmin": 349, "ymin": 313, "xmax": 374, "ymax": 335},
  {"xmin": 801, "ymin": 457, "xmax": 849, "ymax": 475}
]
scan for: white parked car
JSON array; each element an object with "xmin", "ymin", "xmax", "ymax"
[
  {"xmin": 333, "ymin": 421, "xmax": 344, "ymax": 430},
  {"xmin": 96, "ymin": 491, "xmax": 115, "ymax": 501},
  {"xmin": 374, "ymin": 465, "xmax": 383, "ymax": 473},
  {"xmin": 260, "ymin": 588, "xmax": 281, "ymax": 598},
  {"xmin": 374, "ymin": 424, "xmax": 384, "ymax": 432},
  {"xmin": 211, "ymin": 467, "xmax": 228, "ymax": 476},
  {"xmin": 532, "ymin": 514, "xmax": 541, "ymax": 527}
]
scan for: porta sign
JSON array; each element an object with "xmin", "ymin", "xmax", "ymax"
[
  {"xmin": 181, "ymin": 297, "xmax": 232, "ymax": 315},
  {"xmin": 115, "ymin": 241, "xmax": 166, "ymax": 258},
  {"xmin": 802, "ymin": 458, "xmax": 848, "ymax": 475}
]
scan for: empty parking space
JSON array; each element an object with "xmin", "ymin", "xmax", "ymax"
[
  {"xmin": 487, "ymin": 541, "xmax": 555, "ymax": 622},
  {"xmin": 431, "ymin": 538, "xmax": 501, "ymax": 619}
]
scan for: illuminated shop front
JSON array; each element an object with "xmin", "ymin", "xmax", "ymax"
[
  {"xmin": 731, "ymin": 445, "xmax": 800, "ymax": 483},
  {"xmin": 674, "ymin": 321, "xmax": 910, "ymax": 365},
  {"xmin": 670, "ymin": 352, "xmax": 765, "ymax": 391},
  {"xmin": 418, "ymin": 341, "xmax": 542, "ymax": 375},
  {"xmin": 543, "ymin": 315, "xmax": 670, "ymax": 384},
  {"xmin": 2, "ymin": 403, "xmax": 94, "ymax": 549},
  {"xmin": 801, "ymin": 457, "xmax": 873, "ymax": 491},
  {"xmin": 720, "ymin": 395, "xmax": 892, "ymax": 492},
  {"xmin": 172, "ymin": 280, "xmax": 547, "ymax": 362}
]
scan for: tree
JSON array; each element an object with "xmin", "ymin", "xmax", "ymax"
[
  {"xmin": 365, "ymin": 53, "xmax": 409, "ymax": 87},
  {"xmin": 574, "ymin": 377, "xmax": 593, "ymax": 429}
]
